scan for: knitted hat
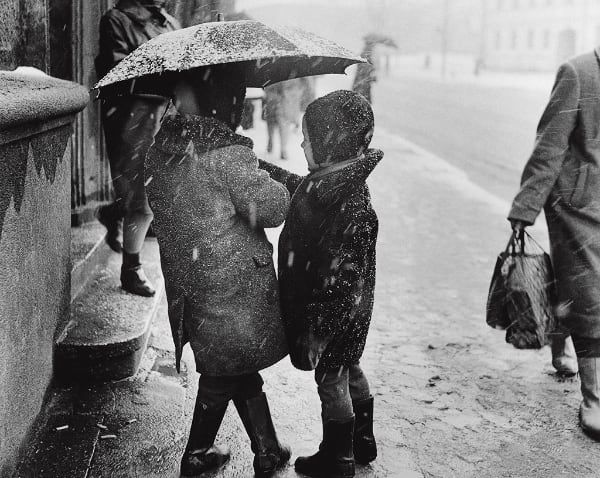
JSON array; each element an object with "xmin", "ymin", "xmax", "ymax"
[{"xmin": 304, "ymin": 90, "xmax": 374, "ymax": 164}]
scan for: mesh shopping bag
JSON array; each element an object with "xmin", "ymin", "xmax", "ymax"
[{"xmin": 486, "ymin": 231, "xmax": 557, "ymax": 349}]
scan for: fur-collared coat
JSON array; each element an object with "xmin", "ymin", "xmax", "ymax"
[
  {"xmin": 260, "ymin": 150, "xmax": 382, "ymax": 371},
  {"xmin": 145, "ymin": 114, "xmax": 290, "ymax": 375}
]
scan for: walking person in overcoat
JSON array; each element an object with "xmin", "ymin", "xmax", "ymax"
[
  {"xmin": 263, "ymin": 77, "xmax": 315, "ymax": 159},
  {"xmin": 260, "ymin": 90, "xmax": 382, "ymax": 478},
  {"xmin": 145, "ymin": 64, "xmax": 291, "ymax": 476},
  {"xmin": 509, "ymin": 47, "xmax": 600, "ymax": 440},
  {"xmin": 95, "ymin": 0, "xmax": 179, "ymax": 296},
  {"xmin": 352, "ymin": 39, "xmax": 377, "ymax": 103}
]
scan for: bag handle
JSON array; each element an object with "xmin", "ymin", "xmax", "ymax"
[{"xmin": 504, "ymin": 229, "xmax": 525, "ymax": 256}]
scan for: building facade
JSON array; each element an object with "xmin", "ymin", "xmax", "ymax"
[{"xmin": 484, "ymin": 0, "xmax": 600, "ymax": 71}]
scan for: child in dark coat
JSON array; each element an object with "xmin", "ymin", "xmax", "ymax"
[{"xmin": 260, "ymin": 90, "xmax": 382, "ymax": 478}]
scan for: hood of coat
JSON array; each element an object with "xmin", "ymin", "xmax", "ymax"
[
  {"xmin": 153, "ymin": 114, "xmax": 254, "ymax": 157},
  {"xmin": 303, "ymin": 148, "xmax": 383, "ymax": 206}
]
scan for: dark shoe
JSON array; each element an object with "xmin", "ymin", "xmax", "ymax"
[
  {"xmin": 353, "ymin": 397, "xmax": 377, "ymax": 464},
  {"xmin": 180, "ymin": 400, "xmax": 230, "ymax": 476},
  {"xmin": 234, "ymin": 392, "xmax": 291, "ymax": 477},
  {"xmin": 96, "ymin": 204, "xmax": 122, "ymax": 253},
  {"xmin": 280, "ymin": 151, "xmax": 288, "ymax": 160},
  {"xmin": 295, "ymin": 417, "xmax": 355, "ymax": 478},
  {"xmin": 551, "ymin": 334, "xmax": 578, "ymax": 376},
  {"xmin": 120, "ymin": 266, "xmax": 155, "ymax": 297}
]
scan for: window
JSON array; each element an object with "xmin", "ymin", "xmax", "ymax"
[
  {"xmin": 495, "ymin": 30, "xmax": 502, "ymax": 49},
  {"xmin": 511, "ymin": 30, "xmax": 518, "ymax": 49},
  {"xmin": 543, "ymin": 29, "xmax": 551, "ymax": 49},
  {"xmin": 528, "ymin": 29, "xmax": 535, "ymax": 49}
]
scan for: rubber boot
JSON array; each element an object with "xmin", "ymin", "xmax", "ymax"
[
  {"xmin": 294, "ymin": 416, "xmax": 355, "ymax": 478},
  {"xmin": 578, "ymin": 357, "xmax": 600, "ymax": 440},
  {"xmin": 551, "ymin": 334, "xmax": 578, "ymax": 376},
  {"xmin": 233, "ymin": 392, "xmax": 291, "ymax": 477},
  {"xmin": 96, "ymin": 203, "xmax": 123, "ymax": 253},
  {"xmin": 352, "ymin": 397, "xmax": 377, "ymax": 464},
  {"xmin": 180, "ymin": 400, "xmax": 230, "ymax": 477},
  {"xmin": 121, "ymin": 252, "xmax": 155, "ymax": 297}
]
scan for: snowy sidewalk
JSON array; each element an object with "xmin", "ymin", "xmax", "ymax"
[{"xmin": 25, "ymin": 77, "xmax": 600, "ymax": 477}]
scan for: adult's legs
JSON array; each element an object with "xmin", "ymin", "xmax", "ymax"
[
  {"xmin": 278, "ymin": 118, "xmax": 290, "ymax": 160},
  {"xmin": 550, "ymin": 332, "xmax": 578, "ymax": 376},
  {"xmin": 266, "ymin": 119, "xmax": 275, "ymax": 154},
  {"xmin": 295, "ymin": 367, "xmax": 355, "ymax": 478},
  {"xmin": 101, "ymin": 97, "xmax": 167, "ymax": 296},
  {"xmin": 572, "ymin": 336, "xmax": 600, "ymax": 440}
]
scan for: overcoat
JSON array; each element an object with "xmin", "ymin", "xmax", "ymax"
[
  {"xmin": 95, "ymin": 0, "xmax": 179, "ymax": 199},
  {"xmin": 145, "ymin": 114, "xmax": 290, "ymax": 375},
  {"xmin": 509, "ymin": 48, "xmax": 600, "ymax": 339},
  {"xmin": 261, "ymin": 150, "xmax": 382, "ymax": 370}
]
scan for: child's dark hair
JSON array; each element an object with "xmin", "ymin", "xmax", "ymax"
[
  {"xmin": 171, "ymin": 64, "xmax": 247, "ymax": 129},
  {"xmin": 304, "ymin": 90, "xmax": 374, "ymax": 164}
]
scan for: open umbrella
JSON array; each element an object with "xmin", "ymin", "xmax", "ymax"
[{"xmin": 93, "ymin": 20, "xmax": 365, "ymax": 97}]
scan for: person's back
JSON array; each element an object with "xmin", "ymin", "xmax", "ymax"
[
  {"xmin": 94, "ymin": 0, "xmax": 180, "ymax": 297},
  {"xmin": 95, "ymin": 0, "xmax": 179, "ymax": 79}
]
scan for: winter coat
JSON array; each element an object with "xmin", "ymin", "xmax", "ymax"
[
  {"xmin": 260, "ymin": 150, "xmax": 382, "ymax": 371},
  {"xmin": 95, "ymin": 0, "xmax": 179, "ymax": 79},
  {"xmin": 145, "ymin": 114, "xmax": 290, "ymax": 375},
  {"xmin": 509, "ymin": 48, "xmax": 600, "ymax": 339},
  {"xmin": 96, "ymin": 0, "xmax": 179, "ymax": 185}
]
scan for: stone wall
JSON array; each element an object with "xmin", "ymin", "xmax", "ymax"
[{"xmin": 0, "ymin": 71, "xmax": 88, "ymax": 476}]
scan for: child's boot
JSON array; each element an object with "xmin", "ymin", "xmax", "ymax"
[
  {"xmin": 180, "ymin": 399, "xmax": 230, "ymax": 476},
  {"xmin": 353, "ymin": 396, "xmax": 377, "ymax": 464},
  {"xmin": 294, "ymin": 416, "xmax": 355, "ymax": 478},
  {"xmin": 234, "ymin": 392, "xmax": 291, "ymax": 477}
]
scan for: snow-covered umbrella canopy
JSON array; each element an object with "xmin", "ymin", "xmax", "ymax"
[{"xmin": 93, "ymin": 20, "xmax": 365, "ymax": 97}]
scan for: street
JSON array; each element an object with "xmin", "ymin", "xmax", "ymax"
[{"xmin": 373, "ymin": 70, "xmax": 553, "ymax": 201}]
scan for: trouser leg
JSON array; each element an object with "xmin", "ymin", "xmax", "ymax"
[
  {"xmin": 348, "ymin": 363, "xmax": 377, "ymax": 464},
  {"xmin": 316, "ymin": 367, "xmax": 353, "ymax": 421},
  {"xmin": 278, "ymin": 119, "xmax": 290, "ymax": 159},
  {"xmin": 348, "ymin": 364, "xmax": 371, "ymax": 403}
]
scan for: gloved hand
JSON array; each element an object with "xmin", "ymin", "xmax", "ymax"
[{"xmin": 509, "ymin": 219, "xmax": 530, "ymax": 234}]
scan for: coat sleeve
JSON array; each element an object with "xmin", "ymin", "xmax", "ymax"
[
  {"xmin": 227, "ymin": 147, "xmax": 290, "ymax": 228},
  {"xmin": 96, "ymin": 13, "xmax": 131, "ymax": 78},
  {"xmin": 508, "ymin": 61, "xmax": 581, "ymax": 224},
  {"xmin": 304, "ymin": 211, "xmax": 375, "ymax": 340},
  {"xmin": 258, "ymin": 159, "xmax": 304, "ymax": 195}
]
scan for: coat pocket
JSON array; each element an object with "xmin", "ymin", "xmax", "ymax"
[{"xmin": 569, "ymin": 162, "xmax": 590, "ymax": 208}]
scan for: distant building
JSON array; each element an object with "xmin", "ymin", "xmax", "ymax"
[{"xmin": 483, "ymin": 0, "xmax": 600, "ymax": 71}]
